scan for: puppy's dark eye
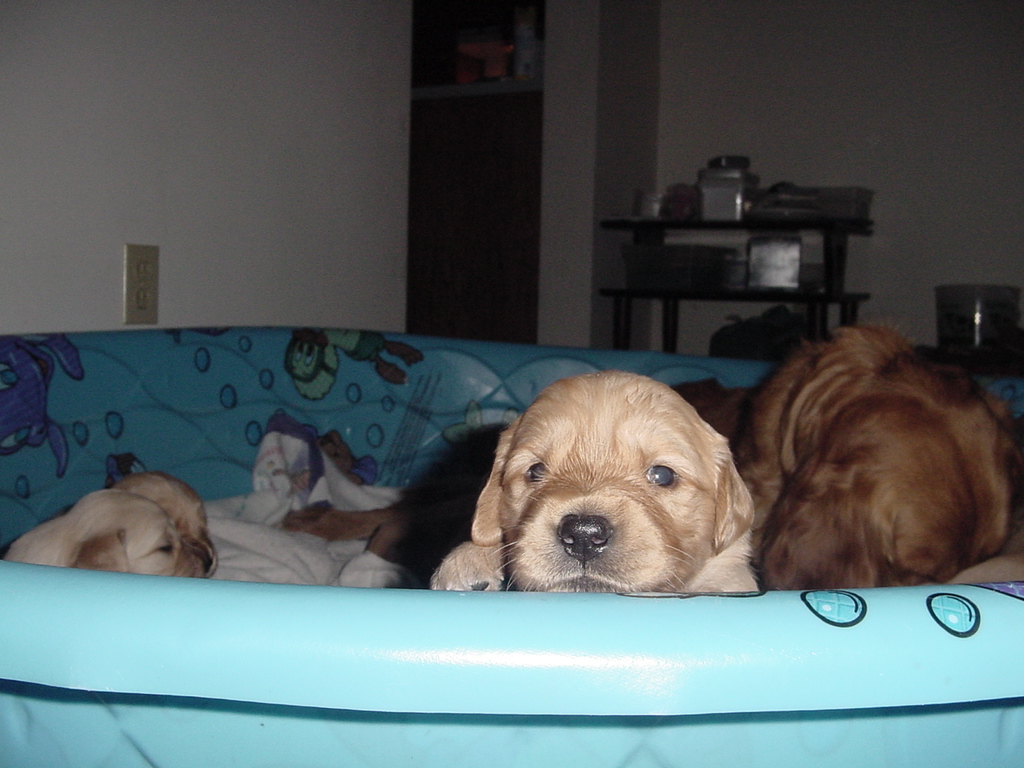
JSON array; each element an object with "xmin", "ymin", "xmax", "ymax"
[
  {"xmin": 157, "ymin": 544, "xmax": 174, "ymax": 554},
  {"xmin": 526, "ymin": 463, "xmax": 546, "ymax": 482},
  {"xmin": 646, "ymin": 465, "xmax": 676, "ymax": 487}
]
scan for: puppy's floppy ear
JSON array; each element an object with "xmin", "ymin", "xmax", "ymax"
[
  {"xmin": 471, "ymin": 419, "xmax": 518, "ymax": 548},
  {"xmin": 72, "ymin": 529, "xmax": 130, "ymax": 572},
  {"xmin": 713, "ymin": 447, "xmax": 755, "ymax": 553}
]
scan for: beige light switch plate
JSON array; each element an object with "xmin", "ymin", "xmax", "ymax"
[{"xmin": 123, "ymin": 244, "xmax": 159, "ymax": 324}]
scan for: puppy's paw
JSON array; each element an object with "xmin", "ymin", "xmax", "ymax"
[{"xmin": 430, "ymin": 542, "xmax": 504, "ymax": 591}]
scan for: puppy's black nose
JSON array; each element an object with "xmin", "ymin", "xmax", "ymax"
[{"xmin": 558, "ymin": 514, "xmax": 612, "ymax": 563}]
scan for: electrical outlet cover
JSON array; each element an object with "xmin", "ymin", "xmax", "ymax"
[{"xmin": 123, "ymin": 244, "xmax": 159, "ymax": 324}]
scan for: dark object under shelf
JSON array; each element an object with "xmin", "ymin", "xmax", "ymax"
[
  {"xmin": 600, "ymin": 287, "xmax": 869, "ymax": 352},
  {"xmin": 709, "ymin": 305, "xmax": 806, "ymax": 362}
]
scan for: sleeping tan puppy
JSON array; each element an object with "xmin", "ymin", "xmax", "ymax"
[
  {"xmin": 113, "ymin": 470, "xmax": 216, "ymax": 573},
  {"xmin": 431, "ymin": 370, "xmax": 757, "ymax": 593},
  {"xmin": 4, "ymin": 471, "xmax": 215, "ymax": 577}
]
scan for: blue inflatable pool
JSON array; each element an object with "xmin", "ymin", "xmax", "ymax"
[{"xmin": 2, "ymin": 327, "xmax": 1024, "ymax": 767}]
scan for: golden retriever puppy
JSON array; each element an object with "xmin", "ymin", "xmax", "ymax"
[
  {"xmin": 735, "ymin": 325, "xmax": 1024, "ymax": 590},
  {"xmin": 4, "ymin": 472, "xmax": 215, "ymax": 577},
  {"xmin": 112, "ymin": 470, "xmax": 216, "ymax": 573},
  {"xmin": 431, "ymin": 370, "xmax": 757, "ymax": 593}
]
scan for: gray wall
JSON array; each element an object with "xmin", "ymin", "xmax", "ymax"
[
  {"xmin": 0, "ymin": 0, "xmax": 410, "ymax": 335},
  {"xmin": 6, "ymin": 1, "xmax": 1019, "ymax": 352},
  {"xmin": 539, "ymin": 0, "xmax": 661, "ymax": 349},
  {"xmin": 653, "ymin": 0, "xmax": 1024, "ymax": 353}
]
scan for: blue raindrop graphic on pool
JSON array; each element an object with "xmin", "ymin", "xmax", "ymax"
[
  {"xmin": 194, "ymin": 347, "xmax": 211, "ymax": 373},
  {"xmin": 366, "ymin": 424, "xmax": 385, "ymax": 448},
  {"xmin": 927, "ymin": 594, "xmax": 980, "ymax": 637},
  {"xmin": 801, "ymin": 590, "xmax": 867, "ymax": 627},
  {"xmin": 220, "ymin": 385, "xmax": 238, "ymax": 409},
  {"xmin": 72, "ymin": 422, "xmax": 89, "ymax": 446},
  {"xmin": 105, "ymin": 412, "xmax": 124, "ymax": 439},
  {"xmin": 246, "ymin": 421, "xmax": 263, "ymax": 447}
]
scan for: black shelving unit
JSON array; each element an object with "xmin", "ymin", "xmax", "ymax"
[{"xmin": 600, "ymin": 217, "xmax": 873, "ymax": 351}]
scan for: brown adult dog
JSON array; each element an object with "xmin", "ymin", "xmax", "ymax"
[
  {"xmin": 4, "ymin": 471, "xmax": 216, "ymax": 577},
  {"xmin": 430, "ymin": 370, "xmax": 757, "ymax": 593},
  {"xmin": 735, "ymin": 325, "xmax": 1024, "ymax": 590}
]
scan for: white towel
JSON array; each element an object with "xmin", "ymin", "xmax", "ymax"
[{"xmin": 204, "ymin": 415, "xmax": 412, "ymax": 588}]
